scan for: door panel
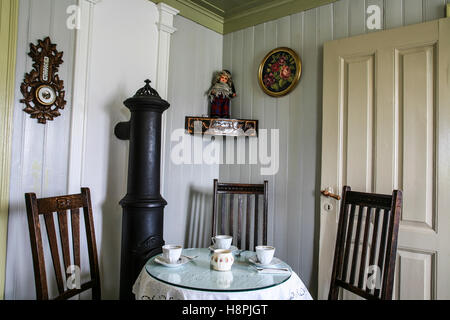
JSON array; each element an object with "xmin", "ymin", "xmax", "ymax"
[
  {"xmin": 319, "ymin": 18, "xmax": 450, "ymax": 300},
  {"xmin": 397, "ymin": 45, "xmax": 436, "ymax": 230},
  {"xmin": 342, "ymin": 55, "xmax": 375, "ymax": 191},
  {"xmin": 394, "ymin": 248, "xmax": 436, "ymax": 300}
]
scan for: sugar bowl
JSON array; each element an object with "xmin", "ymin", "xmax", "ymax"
[{"xmin": 210, "ymin": 249, "xmax": 234, "ymax": 271}]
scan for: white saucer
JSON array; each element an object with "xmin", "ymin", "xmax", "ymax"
[
  {"xmin": 248, "ymin": 256, "xmax": 283, "ymax": 267},
  {"xmin": 209, "ymin": 245, "xmax": 239, "ymax": 253},
  {"xmin": 155, "ymin": 255, "xmax": 190, "ymax": 268}
]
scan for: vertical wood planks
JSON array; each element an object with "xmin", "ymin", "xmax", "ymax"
[
  {"xmin": 424, "ymin": 0, "xmax": 447, "ymax": 21},
  {"xmin": 404, "ymin": 0, "xmax": 424, "ymax": 25},
  {"xmin": 333, "ymin": 0, "xmax": 349, "ymax": 39},
  {"xmin": 273, "ymin": 15, "xmax": 291, "ymax": 262},
  {"xmin": 229, "ymin": 193, "xmax": 234, "ymax": 236},
  {"xmin": 254, "ymin": 194, "xmax": 259, "ymax": 246},
  {"xmin": 286, "ymin": 11, "xmax": 304, "ymax": 274},
  {"xmin": 374, "ymin": 209, "xmax": 390, "ymax": 297},
  {"xmin": 367, "ymin": 208, "xmax": 381, "ymax": 292},
  {"xmin": 43, "ymin": 0, "xmax": 75, "ymax": 197},
  {"xmin": 348, "ymin": 0, "xmax": 366, "ymax": 36},
  {"xmin": 250, "ymin": 23, "xmax": 265, "ymax": 185},
  {"xmin": 221, "ymin": 194, "xmax": 226, "ymax": 235},
  {"xmin": 349, "ymin": 206, "xmax": 365, "ymax": 285},
  {"xmin": 342, "ymin": 204, "xmax": 357, "ymax": 280},
  {"xmin": 263, "ymin": 20, "xmax": 277, "ymax": 247},
  {"xmin": 43, "ymin": 213, "xmax": 65, "ymax": 294},
  {"xmin": 384, "ymin": 0, "xmax": 403, "ymax": 29},
  {"xmin": 71, "ymin": 208, "xmax": 80, "ymax": 268},
  {"xmin": 57, "ymin": 211, "xmax": 71, "ymax": 273},
  {"xmin": 246, "ymin": 195, "xmax": 251, "ymax": 250},
  {"xmin": 237, "ymin": 195, "xmax": 243, "ymax": 249},
  {"xmin": 221, "ymin": 0, "xmax": 446, "ymax": 300},
  {"xmin": 359, "ymin": 207, "xmax": 373, "ymax": 288}
]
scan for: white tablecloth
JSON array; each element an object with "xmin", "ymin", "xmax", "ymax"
[{"xmin": 132, "ymin": 267, "xmax": 313, "ymax": 300}]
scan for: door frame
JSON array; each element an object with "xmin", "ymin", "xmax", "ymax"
[{"xmin": 0, "ymin": 0, "xmax": 19, "ymax": 300}]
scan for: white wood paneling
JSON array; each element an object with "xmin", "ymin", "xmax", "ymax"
[
  {"xmin": 162, "ymin": 15, "xmax": 222, "ymax": 249},
  {"xmin": 398, "ymin": 46, "xmax": 436, "ymax": 230},
  {"xmin": 222, "ymin": 0, "xmax": 449, "ymax": 297},
  {"xmin": 6, "ymin": 0, "xmax": 163, "ymax": 300},
  {"xmin": 6, "ymin": 0, "xmax": 77, "ymax": 300},
  {"xmin": 395, "ymin": 248, "xmax": 436, "ymax": 299},
  {"xmin": 84, "ymin": 0, "xmax": 160, "ymax": 299}
]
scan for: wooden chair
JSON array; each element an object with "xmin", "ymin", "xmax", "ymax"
[
  {"xmin": 25, "ymin": 188, "xmax": 101, "ymax": 300},
  {"xmin": 212, "ymin": 179, "xmax": 268, "ymax": 251},
  {"xmin": 328, "ymin": 186, "xmax": 402, "ymax": 300}
]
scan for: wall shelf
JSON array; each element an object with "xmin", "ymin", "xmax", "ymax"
[{"xmin": 185, "ymin": 116, "xmax": 258, "ymax": 137}]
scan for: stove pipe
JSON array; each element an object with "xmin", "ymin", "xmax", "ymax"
[{"xmin": 114, "ymin": 79, "xmax": 170, "ymax": 300}]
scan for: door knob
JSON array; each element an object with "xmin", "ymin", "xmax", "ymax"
[{"xmin": 321, "ymin": 188, "xmax": 341, "ymax": 200}]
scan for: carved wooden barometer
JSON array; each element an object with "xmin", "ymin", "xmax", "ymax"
[{"xmin": 20, "ymin": 37, "xmax": 66, "ymax": 124}]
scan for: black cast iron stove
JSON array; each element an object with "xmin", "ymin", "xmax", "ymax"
[{"xmin": 114, "ymin": 79, "xmax": 170, "ymax": 300}]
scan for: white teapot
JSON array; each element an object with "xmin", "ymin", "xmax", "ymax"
[{"xmin": 210, "ymin": 249, "xmax": 234, "ymax": 271}]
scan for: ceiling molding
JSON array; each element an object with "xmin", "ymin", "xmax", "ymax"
[
  {"xmin": 224, "ymin": 0, "xmax": 338, "ymax": 34},
  {"xmin": 150, "ymin": 0, "xmax": 224, "ymax": 34},
  {"xmin": 150, "ymin": 0, "xmax": 337, "ymax": 34}
]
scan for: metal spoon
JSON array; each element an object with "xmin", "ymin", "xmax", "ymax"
[
  {"xmin": 253, "ymin": 266, "xmax": 290, "ymax": 272},
  {"xmin": 182, "ymin": 255, "xmax": 198, "ymax": 260}
]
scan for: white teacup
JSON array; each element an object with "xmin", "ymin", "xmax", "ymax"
[
  {"xmin": 162, "ymin": 245, "xmax": 182, "ymax": 264},
  {"xmin": 255, "ymin": 246, "xmax": 275, "ymax": 265},
  {"xmin": 211, "ymin": 235, "xmax": 233, "ymax": 249}
]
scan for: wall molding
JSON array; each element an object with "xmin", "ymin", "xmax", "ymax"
[
  {"xmin": 67, "ymin": 0, "xmax": 101, "ymax": 193},
  {"xmin": 155, "ymin": 2, "xmax": 179, "ymax": 197},
  {"xmin": 0, "ymin": 0, "xmax": 19, "ymax": 300}
]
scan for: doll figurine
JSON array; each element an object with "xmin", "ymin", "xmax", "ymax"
[{"xmin": 207, "ymin": 70, "xmax": 236, "ymax": 119}]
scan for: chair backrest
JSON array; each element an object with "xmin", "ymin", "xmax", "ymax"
[
  {"xmin": 329, "ymin": 186, "xmax": 402, "ymax": 300},
  {"xmin": 25, "ymin": 188, "xmax": 101, "ymax": 300},
  {"xmin": 212, "ymin": 179, "xmax": 268, "ymax": 251}
]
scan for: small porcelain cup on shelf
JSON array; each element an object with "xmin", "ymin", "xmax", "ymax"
[
  {"xmin": 162, "ymin": 245, "xmax": 182, "ymax": 264},
  {"xmin": 211, "ymin": 235, "xmax": 233, "ymax": 249},
  {"xmin": 255, "ymin": 246, "xmax": 275, "ymax": 265},
  {"xmin": 210, "ymin": 249, "xmax": 234, "ymax": 271}
]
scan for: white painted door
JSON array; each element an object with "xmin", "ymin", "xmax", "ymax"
[{"xmin": 318, "ymin": 18, "xmax": 450, "ymax": 300}]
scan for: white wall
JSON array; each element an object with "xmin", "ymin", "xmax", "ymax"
[
  {"xmin": 82, "ymin": 0, "xmax": 159, "ymax": 299},
  {"xmin": 6, "ymin": 0, "xmax": 77, "ymax": 300},
  {"xmin": 162, "ymin": 15, "xmax": 223, "ymax": 248},
  {"xmin": 5, "ymin": 0, "xmax": 161, "ymax": 300},
  {"xmin": 222, "ymin": 0, "xmax": 450, "ymax": 298}
]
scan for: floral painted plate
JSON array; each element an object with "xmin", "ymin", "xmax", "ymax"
[{"xmin": 258, "ymin": 47, "xmax": 302, "ymax": 97}]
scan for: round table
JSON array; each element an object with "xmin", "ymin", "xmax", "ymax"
[{"xmin": 132, "ymin": 248, "xmax": 313, "ymax": 300}]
